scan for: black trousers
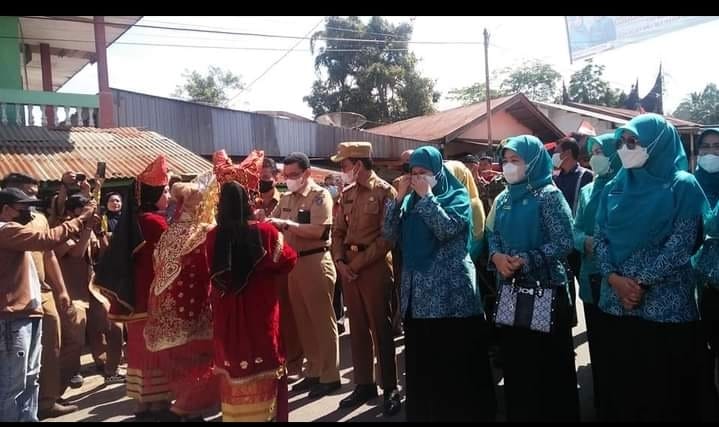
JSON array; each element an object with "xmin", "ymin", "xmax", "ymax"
[
  {"xmin": 583, "ymin": 302, "xmax": 605, "ymax": 417},
  {"xmin": 499, "ymin": 288, "xmax": 580, "ymax": 422},
  {"xmin": 700, "ymin": 286, "xmax": 719, "ymax": 391},
  {"xmin": 599, "ymin": 312, "xmax": 719, "ymax": 422},
  {"xmin": 404, "ymin": 316, "xmax": 497, "ymax": 422}
]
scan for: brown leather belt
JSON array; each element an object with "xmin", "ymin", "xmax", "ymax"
[
  {"xmin": 299, "ymin": 246, "xmax": 330, "ymax": 257},
  {"xmin": 344, "ymin": 244, "xmax": 368, "ymax": 252}
]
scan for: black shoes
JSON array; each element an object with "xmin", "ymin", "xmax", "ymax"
[
  {"xmin": 308, "ymin": 380, "xmax": 341, "ymax": 398},
  {"xmin": 338, "ymin": 384, "xmax": 378, "ymax": 408},
  {"xmin": 291, "ymin": 376, "xmax": 319, "ymax": 392},
  {"xmin": 383, "ymin": 389, "xmax": 402, "ymax": 417},
  {"xmin": 338, "ymin": 384, "xmax": 402, "ymax": 416}
]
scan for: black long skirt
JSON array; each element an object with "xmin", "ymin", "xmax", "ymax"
[
  {"xmin": 403, "ymin": 315, "xmax": 497, "ymax": 422},
  {"xmin": 599, "ymin": 312, "xmax": 719, "ymax": 422},
  {"xmin": 700, "ymin": 285, "xmax": 719, "ymax": 388},
  {"xmin": 499, "ymin": 288, "xmax": 580, "ymax": 422},
  {"xmin": 583, "ymin": 301, "xmax": 606, "ymax": 417}
]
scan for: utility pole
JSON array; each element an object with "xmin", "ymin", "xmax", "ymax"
[{"xmin": 484, "ymin": 28, "xmax": 493, "ymax": 154}]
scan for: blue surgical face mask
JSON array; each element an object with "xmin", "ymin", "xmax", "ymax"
[{"xmin": 327, "ymin": 185, "xmax": 338, "ymax": 198}]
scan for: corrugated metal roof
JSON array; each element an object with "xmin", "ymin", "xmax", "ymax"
[
  {"xmin": 533, "ymin": 101, "xmax": 628, "ymax": 125},
  {"xmin": 366, "ymin": 93, "xmax": 565, "ymax": 142},
  {"xmin": 367, "ymin": 96, "xmax": 514, "ymax": 142},
  {"xmin": 112, "ymin": 88, "xmax": 429, "ymax": 159},
  {"xmin": 0, "ymin": 126, "xmax": 212, "ymax": 182},
  {"xmin": 566, "ymin": 102, "xmax": 700, "ymax": 128}
]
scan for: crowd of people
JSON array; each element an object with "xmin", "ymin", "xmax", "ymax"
[{"xmin": 1, "ymin": 113, "xmax": 719, "ymax": 422}]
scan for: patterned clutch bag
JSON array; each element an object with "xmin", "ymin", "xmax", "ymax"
[{"xmin": 493, "ymin": 255, "xmax": 558, "ymax": 334}]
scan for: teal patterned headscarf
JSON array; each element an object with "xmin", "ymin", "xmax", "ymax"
[{"xmin": 400, "ymin": 146, "xmax": 472, "ymax": 273}]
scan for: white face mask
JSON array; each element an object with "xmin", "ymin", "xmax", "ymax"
[
  {"xmin": 617, "ymin": 145, "xmax": 649, "ymax": 169},
  {"xmin": 551, "ymin": 152, "xmax": 564, "ymax": 169},
  {"xmin": 503, "ymin": 162, "xmax": 526, "ymax": 184},
  {"xmin": 698, "ymin": 154, "xmax": 719, "ymax": 173},
  {"xmin": 589, "ymin": 154, "xmax": 611, "ymax": 176},
  {"xmin": 422, "ymin": 174, "xmax": 437, "ymax": 188},
  {"xmin": 285, "ymin": 177, "xmax": 304, "ymax": 193},
  {"xmin": 340, "ymin": 167, "xmax": 357, "ymax": 185}
]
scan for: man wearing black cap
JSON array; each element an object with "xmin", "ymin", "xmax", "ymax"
[
  {"xmin": 2, "ymin": 174, "xmax": 80, "ymax": 418},
  {"xmin": 0, "ymin": 188, "xmax": 96, "ymax": 422}
]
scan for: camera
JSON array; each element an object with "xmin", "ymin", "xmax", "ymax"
[{"xmin": 75, "ymin": 173, "xmax": 87, "ymax": 182}]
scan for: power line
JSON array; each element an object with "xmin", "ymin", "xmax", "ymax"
[
  {"xmin": 128, "ymin": 17, "xmax": 406, "ymax": 40},
  {"xmin": 19, "ymin": 16, "xmax": 483, "ymax": 46},
  {"xmin": 0, "ymin": 35, "xmax": 410, "ymax": 52},
  {"xmin": 228, "ymin": 17, "xmax": 326, "ymax": 104},
  {"xmin": 323, "ymin": 25, "xmax": 404, "ymax": 38}
]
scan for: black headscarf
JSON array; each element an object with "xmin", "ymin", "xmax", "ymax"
[
  {"xmin": 211, "ymin": 181, "xmax": 265, "ymax": 294},
  {"xmin": 139, "ymin": 183, "xmax": 165, "ymax": 212},
  {"xmin": 94, "ymin": 181, "xmax": 144, "ymax": 317},
  {"xmin": 104, "ymin": 192, "xmax": 123, "ymax": 233}
]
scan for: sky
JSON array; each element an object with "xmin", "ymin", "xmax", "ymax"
[{"xmin": 59, "ymin": 16, "xmax": 719, "ymax": 119}]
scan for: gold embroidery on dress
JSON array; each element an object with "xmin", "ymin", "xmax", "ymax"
[
  {"xmin": 272, "ymin": 232, "xmax": 283, "ymax": 264},
  {"xmin": 143, "ymin": 290, "xmax": 213, "ymax": 352},
  {"xmin": 151, "ymin": 222, "xmax": 212, "ymax": 296},
  {"xmin": 212, "ymin": 364, "xmax": 287, "ymax": 385}
]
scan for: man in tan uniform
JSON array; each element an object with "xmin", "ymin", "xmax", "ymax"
[
  {"xmin": 269, "ymin": 152, "xmax": 341, "ymax": 398},
  {"xmin": 330, "ymin": 142, "xmax": 402, "ymax": 416},
  {"xmin": 2, "ymin": 173, "xmax": 79, "ymax": 419}
]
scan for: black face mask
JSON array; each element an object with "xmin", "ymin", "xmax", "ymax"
[
  {"xmin": 402, "ymin": 163, "xmax": 411, "ymax": 174},
  {"xmin": 14, "ymin": 209, "xmax": 33, "ymax": 225},
  {"xmin": 259, "ymin": 180, "xmax": 275, "ymax": 194}
]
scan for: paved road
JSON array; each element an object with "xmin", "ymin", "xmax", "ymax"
[{"xmin": 48, "ymin": 294, "xmax": 596, "ymax": 422}]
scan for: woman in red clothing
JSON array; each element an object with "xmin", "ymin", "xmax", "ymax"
[
  {"xmin": 210, "ymin": 151, "xmax": 298, "ymax": 422},
  {"xmin": 95, "ymin": 155, "xmax": 172, "ymax": 419},
  {"xmin": 143, "ymin": 178, "xmax": 220, "ymax": 421}
]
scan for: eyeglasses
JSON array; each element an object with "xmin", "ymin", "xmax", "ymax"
[{"xmin": 617, "ymin": 135, "xmax": 640, "ymax": 150}]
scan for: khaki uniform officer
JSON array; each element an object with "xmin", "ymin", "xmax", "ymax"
[
  {"xmin": 269, "ymin": 152, "xmax": 340, "ymax": 398},
  {"xmin": 331, "ymin": 142, "xmax": 402, "ymax": 416}
]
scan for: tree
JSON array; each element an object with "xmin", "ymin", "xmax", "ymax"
[
  {"xmin": 568, "ymin": 59, "xmax": 625, "ymax": 107},
  {"xmin": 447, "ymin": 82, "xmax": 503, "ymax": 105},
  {"xmin": 172, "ymin": 66, "xmax": 244, "ymax": 107},
  {"xmin": 673, "ymin": 83, "xmax": 719, "ymax": 125},
  {"xmin": 499, "ymin": 60, "xmax": 562, "ymax": 102},
  {"xmin": 304, "ymin": 16, "xmax": 439, "ymax": 124},
  {"xmin": 447, "ymin": 61, "xmax": 561, "ymax": 105}
]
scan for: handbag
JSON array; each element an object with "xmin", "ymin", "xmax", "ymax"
[{"xmin": 493, "ymin": 255, "xmax": 558, "ymax": 334}]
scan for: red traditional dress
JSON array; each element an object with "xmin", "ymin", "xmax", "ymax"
[
  {"xmin": 143, "ymin": 181, "xmax": 220, "ymax": 418},
  {"xmin": 210, "ymin": 149, "xmax": 298, "ymax": 422},
  {"xmin": 94, "ymin": 155, "xmax": 173, "ymax": 408},
  {"xmin": 212, "ymin": 221, "xmax": 297, "ymax": 422},
  {"xmin": 125, "ymin": 211, "xmax": 170, "ymax": 404}
]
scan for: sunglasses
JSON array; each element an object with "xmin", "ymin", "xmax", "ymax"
[{"xmin": 617, "ymin": 135, "xmax": 640, "ymax": 150}]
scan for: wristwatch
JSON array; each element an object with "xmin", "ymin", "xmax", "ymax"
[{"xmin": 282, "ymin": 222, "xmax": 290, "ymax": 231}]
